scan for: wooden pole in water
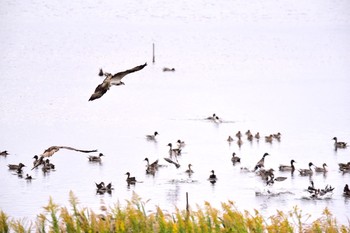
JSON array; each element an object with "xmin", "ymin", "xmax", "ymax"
[
  {"xmin": 152, "ymin": 43, "xmax": 155, "ymax": 63},
  {"xmin": 186, "ymin": 192, "xmax": 189, "ymax": 213}
]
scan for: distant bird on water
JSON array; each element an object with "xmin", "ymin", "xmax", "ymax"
[
  {"xmin": 146, "ymin": 131, "xmax": 159, "ymax": 141},
  {"xmin": 125, "ymin": 172, "xmax": 137, "ymax": 184},
  {"xmin": 88, "ymin": 153, "xmax": 104, "ymax": 162},
  {"xmin": 0, "ymin": 150, "xmax": 9, "ymax": 156},
  {"xmin": 8, "ymin": 163, "xmax": 26, "ymax": 170},
  {"xmin": 89, "ymin": 63, "xmax": 147, "ymax": 101},
  {"xmin": 333, "ymin": 137, "xmax": 347, "ymax": 149},
  {"xmin": 279, "ymin": 159, "xmax": 296, "ymax": 172},
  {"xmin": 254, "ymin": 153, "xmax": 269, "ymax": 171},
  {"xmin": 208, "ymin": 170, "xmax": 217, "ymax": 184}
]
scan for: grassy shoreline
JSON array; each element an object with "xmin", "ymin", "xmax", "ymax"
[{"xmin": 1, "ymin": 192, "xmax": 349, "ymax": 233}]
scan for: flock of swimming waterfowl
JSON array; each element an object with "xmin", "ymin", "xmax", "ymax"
[{"xmin": 1, "ymin": 111, "xmax": 350, "ymax": 199}]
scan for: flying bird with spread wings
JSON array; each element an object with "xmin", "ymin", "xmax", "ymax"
[
  {"xmin": 89, "ymin": 62, "xmax": 147, "ymax": 101},
  {"xmin": 40, "ymin": 146, "xmax": 98, "ymax": 157},
  {"xmin": 31, "ymin": 146, "xmax": 98, "ymax": 170}
]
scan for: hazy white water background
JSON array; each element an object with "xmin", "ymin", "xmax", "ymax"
[{"xmin": 1, "ymin": 0, "xmax": 350, "ymax": 225}]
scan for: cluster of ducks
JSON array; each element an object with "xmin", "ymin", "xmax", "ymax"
[
  {"xmin": 2, "ymin": 111, "xmax": 349, "ymax": 200},
  {"xmin": 227, "ymin": 129, "xmax": 281, "ymax": 147},
  {"xmin": 3, "ymin": 146, "xmax": 99, "ymax": 180},
  {"xmin": 306, "ymin": 180, "xmax": 335, "ymax": 199},
  {"xmin": 228, "ymin": 134, "xmax": 349, "ymax": 199}
]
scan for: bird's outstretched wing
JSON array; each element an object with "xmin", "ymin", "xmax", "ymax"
[
  {"xmin": 110, "ymin": 62, "xmax": 147, "ymax": 85},
  {"xmin": 57, "ymin": 146, "xmax": 98, "ymax": 153},
  {"xmin": 41, "ymin": 146, "xmax": 97, "ymax": 157},
  {"xmin": 88, "ymin": 80, "xmax": 110, "ymax": 101},
  {"xmin": 164, "ymin": 157, "xmax": 180, "ymax": 168}
]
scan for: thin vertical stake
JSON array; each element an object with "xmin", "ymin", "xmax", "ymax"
[
  {"xmin": 152, "ymin": 43, "xmax": 155, "ymax": 63},
  {"xmin": 186, "ymin": 192, "xmax": 189, "ymax": 213}
]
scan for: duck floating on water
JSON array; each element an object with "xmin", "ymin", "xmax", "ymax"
[
  {"xmin": 0, "ymin": 150, "xmax": 9, "ymax": 156},
  {"xmin": 176, "ymin": 139, "xmax": 186, "ymax": 148},
  {"xmin": 146, "ymin": 131, "xmax": 159, "ymax": 141},
  {"xmin": 314, "ymin": 163, "xmax": 328, "ymax": 173},
  {"xmin": 144, "ymin": 158, "xmax": 159, "ymax": 174},
  {"xmin": 163, "ymin": 67, "xmax": 175, "ymax": 72},
  {"xmin": 125, "ymin": 172, "xmax": 137, "ymax": 185},
  {"xmin": 338, "ymin": 162, "xmax": 350, "ymax": 172},
  {"xmin": 167, "ymin": 143, "xmax": 181, "ymax": 157},
  {"xmin": 25, "ymin": 174, "xmax": 33, "ymax": 180},
  {"xmin": 206, "ymin": 113, "xmax": 222, "ymax": 123},
  {"xmin": 231, "ymin": 152, "xmax": 241, "ymax": 164},
  {"xmin": 279, "ymin": 159, "xmax": 296, "ymax": 172},
  {"xmin": 8, "ymin": 163, "xmax": 26, "ymax": 170},
  {"xmin": 333, "ymin": 137, "xmax": 347, "ymax": 149},
  {"xmin": 89, "ymin": 63, "xmax": 147, "ymax": 101},
  {"xmin": 95, "ymin": 182, "xmax": 113, "ymax": 194},
  {"xmin": 254, "ymin": 153, "xmax": 269, "ymax": 171},
  {"xmin": 208, "ymin": 170, "xmax": 217, "ymax": 184},
  {"xmin": 299, "ymin": 162, "xmax": 314, "ymax": 176},
  {"xmin": 88, "ymin": 153, "xmax": 104, "ymax": 162}
]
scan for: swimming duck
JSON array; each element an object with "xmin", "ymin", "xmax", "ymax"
[
  {"xmin": 89, "ymin": 63, "xmax": 147, "ymax": 101},
  {"xmin": 40, "ymin": 146, "xmax": 97, "ymax": 157},
  {"xmin": 247, "ymin": 134, "xmax": 253, "ymax": 142},
  {"xmin": 163, "ymin": 67, "xmax": 175, "ymax": 72},
  {"xmin": 254, "ymin": 132, "xmax": 260, "ymax": 140},
  {"xmin": 333, "ymin": 137, "xmax": 347, "ymax": 149},
  {"xmin": 95, "ymin": 182, "xmax": 113, "ymax": 194},
  {"xmin": 88, "ymin": 153, "xmax": 104, "ymax": 162},
  {"xmin": 0, "ymin": 150, "xmax": 9, "ymax": 156},
  {"xmin": 245, "ymin": 130, "xmax": 252, "ymax": 136},
  {"xmin": 307, "ymin": 181, "xmax": 317, "ymax": 193},
  {"xmin": 144, "ymin": 158, "xmax": 159, "ymax": 174},
  {"xmin": 236, "ymin": 131, "xmax": 242, "ymax": 138},
  {"xmin": 32, "ymin": 155, "xmax": 45, "ymax": 170},
  {"xmin": 42, "ymin": 159, "xmax": 55, "ymax": 172},
  {"xmin": 95, "ymin": 182, "xmax": 105, "ymax": 190},
  {"xmin": 185, "ymin": 164, "xmax": 194, "ymax": 174},
  {"xmin": 8, "ymin": 163, "xmax": 26, "ymax": 170},
  {"xmin": 338, "ymin": 162, "xmax": 350, "ymax": 172},
  {"xmin": 254, "ymin": 153, "xmax": 269, "ymax": 171},
  {"xmin": 177, "ymin": 139, "xmax": 186, "ymax": 148},
  {"xmin": 206, "ymin": 114, "xmax": 217, "ymax": 120},
  {"xmin": 265, "ymin": 135, "xmax": 273, "ymax": 143},
  {"xmin": 146, "ymin": 131, "xmax": 159, "ymax": 141},
  {"xmin": 25, "ymin": 174, "xmax": 32, "ymax": 180},
  {"xmin": 167, "ymin": 143, "xmax": 181, "ymax": 157},
  {"xmin": 125, "ymin": 172, "xmax": 137, "ymax": 184},
  {"xmin": 298, "ymin": 162, "xmax": 314, "ymax": 176},
  {"xmin": 273, "ymin": 133, "xmax": 281, "ymax": 141},
  {"xmin": 206, "ymin": 113, "xmax": 222, "ymax": 123},
  {"xmin": 257, "ymin": 168, "xmax": 275, "ymax": 180},
  {"xmin": 16, "ymin": 165, "xmax": 25, "ymax": 174},
  {"xmin": 231, "ymin": 152, "xmax": 241, "ymax": 164},
  {"xmin": 208, "ymin": 170, "xmax": 217, "ymax": 184},
  {"xmin": 344, "ymin": 184, "xmax": 350, "ymax": 196},
  {"xmin": 279, "ymin": 159, "xmax": 296, "ymax": 172},
  {"xmin": 314, "ymin": 163, "xmax": 328, "ymax": 173},
  {"xmin": 227, "ymin": 136, "xmax": 234, "ymax": 142}
]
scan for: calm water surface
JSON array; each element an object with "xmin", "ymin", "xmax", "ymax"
[{"xmin": 1, "ymin": 0, "xmax": 350, "ymax": 226}]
